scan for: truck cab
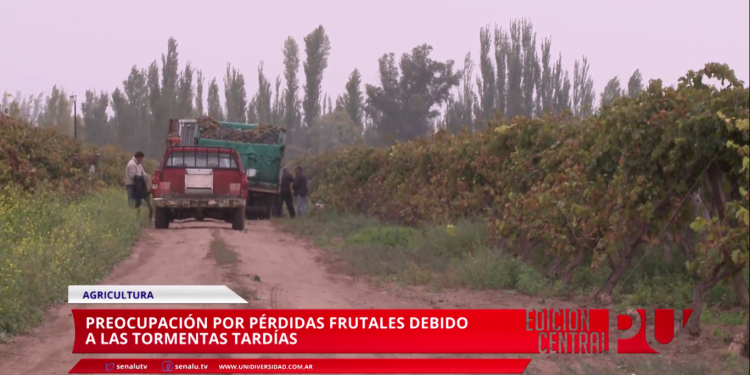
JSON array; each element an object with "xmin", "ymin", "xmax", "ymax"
[{"xmin": 151, "ymin": 146, "xmax": 248, "ymax": 230}]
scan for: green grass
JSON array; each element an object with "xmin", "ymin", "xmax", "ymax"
[
  {"xmin": 277, "ymin": 212, "xmax": 549, "ymax": 293},
  {"xmin": 277, "ymin": 212, "xmax": 749, "ymax": 314},
  {"xmin": 206, "ymin": 231, "xmax": 259, "ymax": 304},
  {"xmin": 0, "ymin": 187, "xmax": 149, "ymax": 336},
  {"xmin": 278, "ymin": 212, "xmax": 749, "ymax": 373},
  {"xmin": 208, "ymin": 232, "xmax": 239, "ymax": 266},
  {"xmin": 701, "ymin": 308, "xmax": 749, "ymax": 326}
]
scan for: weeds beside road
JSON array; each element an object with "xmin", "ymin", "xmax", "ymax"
[
  {"xmin": 277, "ymin": 212, "xmax": 750, "ymax": 374},
  {"xmin": 0, "ymin": 188, "xmax": 149, "ymax": 337},
  {"xmin": 277, "ymin": 212, "xmax": 748, "ymax": 328},
  {"xmin": 0, "ymin": 115, "xmax": 156, "ymax": 337}
]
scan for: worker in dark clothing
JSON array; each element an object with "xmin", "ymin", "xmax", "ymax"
[
  {"xmin": 133, "ymin": 173, "xmax": 153, "ymax": 221},
  {"xmin": 280, "ymin": 166, "xmax": 295, "ymax": 218},
  {"xmin": 292, "ymin": 166, "xmax": 309, "ymax": 216}
]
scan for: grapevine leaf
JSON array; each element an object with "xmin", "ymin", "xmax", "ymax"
[{"xmin": 690, "ymin": 217, "xmax": 707, "ymax": 233}]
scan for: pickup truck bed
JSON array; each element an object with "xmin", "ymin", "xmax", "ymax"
[{"xmin": 151, "ymin": 145, "xmax": 248, "ymax": 230}]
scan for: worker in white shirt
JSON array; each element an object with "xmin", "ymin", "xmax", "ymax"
[{"xmin": 125, "ymin": 151, "xmax": 147, "ymax": 208}]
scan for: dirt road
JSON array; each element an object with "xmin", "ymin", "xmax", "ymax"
[
  {"xmin": 0, "ymin": 220, "xmax": 737, "ymax": 375},
  {"xmin": 0, "ymin": 220, "xmax": 521, "ymax": 375}
]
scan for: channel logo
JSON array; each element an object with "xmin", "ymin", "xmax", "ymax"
[{"xmin": 617, "ymin": 309, "xmax": 693, "ymax": 353}]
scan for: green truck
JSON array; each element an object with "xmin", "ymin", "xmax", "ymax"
[{"xmin": 167, "ymin": 118, "xmax": 286, "ymax": 219}]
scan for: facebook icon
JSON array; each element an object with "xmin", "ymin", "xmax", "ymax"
[{"xmin": 162, "ymin": 361, "xmax": 174, "ymax": 372}]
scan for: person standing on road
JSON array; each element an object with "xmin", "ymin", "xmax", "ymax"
[
  {"xmin": 125, "ymin": 151, "xmax": 147, "ymax": 209},
  {"xmin": 280, "ymin": 166, "xmax": 296, "ymax": 218},
  {"xmin": 292, "ymin": 166, "xmax": 308, "ymax": 216}
]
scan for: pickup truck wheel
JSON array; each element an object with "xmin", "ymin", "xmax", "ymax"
[
  {"xmin": 272, "ymin": 196, "xmax": 283, "ymax": 218},
  {"xmin": 232, "ymin": 207, "xmax": 245, "ymax": 231},
  {"xmin": 154, "ymin": 208, "xmax": 169, "ymax": 229},
  {"xmin": 263, "ymin": 200, "xmax": 274, "ymax": 220}
]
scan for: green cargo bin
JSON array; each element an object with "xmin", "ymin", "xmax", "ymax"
[{"xmin": 193, "ymin": 121, "xmax": 286, "ymax": 219}]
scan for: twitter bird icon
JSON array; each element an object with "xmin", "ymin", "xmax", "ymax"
[{"xmin": 105, "ymin": 363, "xmax": 115, "ymax": 372}]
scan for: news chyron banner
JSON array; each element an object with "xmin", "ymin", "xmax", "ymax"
[
  {"xmin": 68, "ymin": 285, "xmax": 249, "ymax": 304},
  {"xmin": 67, "ymin": 285, "xmax": 692, "ymax": 374}
]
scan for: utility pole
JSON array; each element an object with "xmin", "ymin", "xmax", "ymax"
[{"xmin": 70, "ymin": 94, "xmax": 77, "ymax": 139}]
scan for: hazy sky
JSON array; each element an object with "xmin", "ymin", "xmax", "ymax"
[{"xmin": 2, "ymin": 0, "xmax": 748, "ymax": 106}]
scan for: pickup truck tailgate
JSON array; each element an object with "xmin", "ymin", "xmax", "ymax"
[{"xmin": 185, "ymin": 169, "xmax": 213, "ymax": 195}]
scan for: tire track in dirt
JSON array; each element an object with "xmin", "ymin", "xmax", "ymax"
[{"xmin": 269, "ymin": 284, "xmax": 282, "ymax": 309}]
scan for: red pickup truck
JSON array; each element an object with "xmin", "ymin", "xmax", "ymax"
[{"xmin": 150, "ymin": 146, "xmax": 248, "ymax": 230}]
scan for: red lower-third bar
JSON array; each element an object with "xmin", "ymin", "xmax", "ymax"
[{"xmin": 69, "ymin": 358, "xmax": 532, "ymax": 374}]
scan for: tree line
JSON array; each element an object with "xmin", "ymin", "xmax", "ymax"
[{"xmin": 2, "ymin": 18, "xmax": 645, "ymax": 159}]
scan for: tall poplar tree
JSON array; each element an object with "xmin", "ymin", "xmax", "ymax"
[
  {"xmin": 627, "ymin": 69, "xmax": 644, "ymax": 98},
  {"xmin": 302, "ymin": 26, "xmax": 331, "ymax": 127},
  {"xmin": 494, "ymin": 25, "xmax": 509, "ymax": 117},
  {"xmin": 207, "ymin": 78, "xmax": 224, "ymax": 120},
  {"xmin": 195, "ymin": 70, "xmax": 205, "ymax": 115},
  {"xmin": 572, "ymin": 56, "xmax": 595, "ymax": 117},
  {"xmin": 476, "ymin": 25, "xmax": 495, "ymax": 121},
  {"xmin": 340, "ymin": 68, "xmax": 363, "ymax": 127},
  {"xmin": 282, "ymin": 36, "xmax": 301, "ymax": 130},
  {"xmin": 224, "ymin": 63, "xmax": 247, "ymax": 123}
]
